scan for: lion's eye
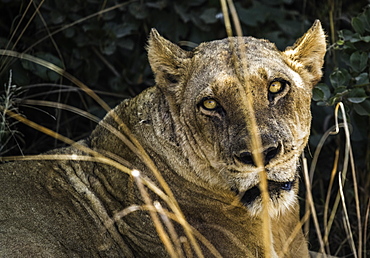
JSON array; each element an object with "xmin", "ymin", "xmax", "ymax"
[
  {"xmin": 268, "ymin": 79, "xmax": 290, "ymax": 103},
  {"xmin": 269, "ymin": 81, "xmax": 284, "ymax": 93},
  {"xmin": 202, "ymin": 98, "xmax": 218, "ymax": 110}
]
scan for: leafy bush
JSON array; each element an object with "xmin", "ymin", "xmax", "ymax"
[
  {"xmin": 314, "ymin": 8, "xmax": 370, "ymax": 115},
  {"xmin": 312, "ymin": 7, "xmax": 370, "ymax": 168}
]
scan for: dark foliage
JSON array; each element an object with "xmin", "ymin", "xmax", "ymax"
[{"xmin": 0, "ymin": 0, "xmax": 369, "ymax": 256}]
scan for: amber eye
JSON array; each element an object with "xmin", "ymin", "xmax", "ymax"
[
  {"xmin": 202, "ymin": 98, "xmax": 218, "ymax": 110},
  {"xmin": 269, "ymin": 81, "xmax": 284, "ymax": 93}
]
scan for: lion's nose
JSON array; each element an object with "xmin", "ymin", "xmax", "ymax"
[{"xmin": 237, "ymin": 145, "xmax": 280, "ymax": 166}]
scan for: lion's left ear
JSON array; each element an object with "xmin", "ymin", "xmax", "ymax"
[{"xmin": 283, "ymin": 20, "xmax": 326, "ymax": 87}]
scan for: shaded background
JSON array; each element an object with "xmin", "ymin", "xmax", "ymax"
[{"xmin": 0, "ymin": 0, "xmax": 369, "ymax": 256}]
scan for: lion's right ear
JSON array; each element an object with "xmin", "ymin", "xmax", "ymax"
[
  {"xmin": 147, "ymin": 29, "xmax": 192, "ymax": 89},
  {"xmin": 283, "ymin": 20, "xmax": 326, "ymax": 87}
]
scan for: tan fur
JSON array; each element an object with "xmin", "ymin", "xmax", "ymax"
[{"xmin": 0, "ymin": 21, "xmax": 326, "ymax": 257}]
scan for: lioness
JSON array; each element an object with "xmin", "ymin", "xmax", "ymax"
[{"xmin": 0, "ymin": 20, "xmax": 326, "ymax": 257}]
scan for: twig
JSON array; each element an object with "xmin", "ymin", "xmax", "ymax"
[
  {"xmin": 302, "ymin": 153, "xmax": 326, "ymax": 255},
  {"xmin": 338, "ymin": 172, "xmax": 358, "ymax": 258}
]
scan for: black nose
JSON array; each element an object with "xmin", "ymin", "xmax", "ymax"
[{"xmin": 237, "ymin": 145, "xmax": 280, "ymax": 166}]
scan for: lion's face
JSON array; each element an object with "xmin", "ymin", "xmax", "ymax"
[{"xmin": 148, "ymin": 22, "xmax": 326, "ymax": 217}]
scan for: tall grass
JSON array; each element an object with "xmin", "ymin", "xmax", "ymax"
[
  {"xmin": 0, "ymin": 0, "xmax": 368, "ymax": 257},
  {"xmin": 0, "ymin": 70, "xmax": 24, "ymax": 155}
]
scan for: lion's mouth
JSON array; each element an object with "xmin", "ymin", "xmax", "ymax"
[{"xmin": 240, "ymin": 180, "xmax": 295, "ymax": 206}]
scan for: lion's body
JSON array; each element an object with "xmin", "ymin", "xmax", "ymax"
[{"xmin": 0, "ymin": 21, "xmax": 326, "ymax": 257}]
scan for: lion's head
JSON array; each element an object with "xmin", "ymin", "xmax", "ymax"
[{"xmin": 147, "ymin": 21, "xmax": 326, "ymax": 217}]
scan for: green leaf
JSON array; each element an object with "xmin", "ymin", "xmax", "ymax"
[
  {"xmin": 129, "ymin": 3, "xmax": 148, "ymax": 19},
  {"xmin": 339, "ymin": 29, "xmax": 354, "ymax": 41},
  {"xmin": 101, "ymin": 41, "xmax": 116, "ymax": 55},
  {"xmin": 330, "ymin": 69, "xmax": 351, "ymax": 88},
  {"xmin": 200, "ymin": 8, "xmax": 217, "ymax": 24},
  {"xmin": 236, "ymin": 2, "xmax": 268, "ymax": 26},
  {"xmin": 188, "ymin": 0, "xmax": 207, "ymax": 6},
  {"xmin": 347, "ymin": 88, "xmax": 367, "ymax": 103},
  {"xmin": 360, "ymin": 35, "xmax": 370, "ymax": 42},
  {"xmin": 313, "ymin": 83, "xmax": 331, "ymax": 101},
  {"xmin": 354, "ymin": 99, "xmax": 370, "ymax": 115},
  {"xmin": 350, "ymin": 51, "xmax": 368, "ymax": 73},
  {"xmin": 111, "ymin": 23, "xmax": 137, "ymax": 38},
  {"xmin": 334, "ymin": 86, "xmax": 348, "ymax": 95},
  {"xmin": 146, "ymin": 1, "xmax": 168, "ymax": 9},
  {"xmin": 349, "ymin": 34, "xmax": 362, "ymax": 43},
  {"xmin": 352, "ymin": 17, "xmax": 365, "ymax": 35},
  {"xmin": 312, "ymin": 87, "xmax": 324, "ymax": 101},
  {"xmin": 63, "ymin": 27, "xmax": 75, "ymax": 38},
  {"xmin": 355, "ymin": 73, "xmax": 369, "ymax": 85},
  {"xmin": 101, "ymin": 10, "xmax": 116, "ymax": 21},
  {"xmin": 117, "ymin": 38, "xmax": 134, "ymax": 50},
  {"xmin": 174, "ymin": 3, "xmax": 191, "ymax": 23},
  {"xmin": 365, "ymin": 8, "xmax": 370, "ymax": 32},
  {"xmin": 50, "ymin": 10, "xmax": 66, "ymax": 24},
  {"xmin": 359, "ymin": 11, "xmax": 370, "ymax": 32},
  {"xmin": 21, "ymin": 52, "xmax": 62, "ymax": 81}
]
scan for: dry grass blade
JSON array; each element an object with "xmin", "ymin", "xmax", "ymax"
[
  {"xmin": 323, "ymin": 148, "xmax": 340, "ymax": 253},
  {"xmin": 219, "ymin": 0, "xmax": 232, "ymax": 37},
  {"xmin": 30, "ymin": 0, "xmax": 66, "ymax": 71},
  {"xmin": 0, "ymin": 0, "xmax": 45, "ymax": 72},
  {"xmin": 307, "ymin": 102, "xmax": 363, "ymax": 257},
  {"xmin": 302, "ymin": 153, "xmax": 326, "ymax": 254},
  {"xmin": 21, "ymin": 1, "xmax": 137, "ymax": 54},
  {"xmin": 307, "ymin": 123, "xmax": 343, "ymax": 250},
  {"xmin": 220, "ymin": 1, "xmax": 273, "ymax": 256},
  {"xmin": 131, "ymin": 170, "xmax": 178, "ymax": 258},
  {"xmin": 18, "ymin": 99, "xmax": 101, "ymax": 124},
  {"xmin": 0, "ymin": 50, "xmax": 203, "ymax": 257},
  {"xmin": 111, "ymin": 116, "xmax": 204, "ymax": 256},
  {"xmin": 331, "ymin": 102, "xmax": 362, "ymax": 258},
  {"xmin": 112, "ymin": 201, "xmax": 223, "ymax": 258},
  {"xmin": 226, "ymin": 0, "xmax": 243, "ymax": 37},
  {"xmin": 154, "ymin": 201, "xmax": 185, "ymax": 257},
  {"xmin": 0, "ymin": 49, "xmax": 111, "ymax": 112},
  {"xmin": 364, "ymin": 200, "xmax": 369, "ymax": 255},
  {"xmin": 338, "ymin": 172, "xmax": 358, "ymax": 258}
]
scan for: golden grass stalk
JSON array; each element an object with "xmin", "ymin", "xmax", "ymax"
[
  {"xmin": 338, "ymin": 172, "xmax": 358, "ymax": 258},
  {"xmin": 132, "ymin": 169, "xmax": 178, "ymax": 258},
  {"xmin": 219, "ymin": 0, "xmax": 233, "ymax": 37},
  {"xmin": 0, "ymin": 50, "xmax": 205, "ymax": 256},
  {"xmin": 0, "ymin": 0, "xmax": 45, "ymax": 72},
  {"xmin": 0, "ymin": 50, "xmax": 111, "ymax": 112},
  {"xmin": 2, "ymin": 1, "xmax": 137, "ymax": 58},
  {"xmin": 306, "ymin": 123, "xmax": 343, "ymax": 250},
  {"xmin": 323, "ymin": 148, "xmax": 340, "ymax": 253},
  {"xmin": 220, "ymin": 0, "xmax": 273, "ymax": 256},
  {"xmin": 364, "ymin": 201, "xmax": 369, "ymax": 255},
  {"xmin": 154, "ymin": 201, "xmax": 185, "ymax": 257},
  {"xmin": 302, "ymin": 153, "xmax": 326, "ymax": 254},
  {"xmin": 18, "ymin": 99, "xmax": 101, "ymax": 124},
  {"xmin": 332, "ymin": 103, "xmax": 362, "ymax": 258},
  {"xmin": 307, "ymin": 102, "xmax": 363, "ymax": 257}
]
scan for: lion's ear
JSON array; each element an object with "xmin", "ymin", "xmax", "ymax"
[
  {"xmin": 283, "ymin": 20, "xmax": 326, "ymax": 87},
  {"xmin": 147, "ymin": 29, "xmax": 192, "ymax": 89}
]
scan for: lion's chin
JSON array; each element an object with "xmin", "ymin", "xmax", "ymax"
[{"xmin": 239, "ymin": 179, "xmax": 297, "ymax": 217}]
